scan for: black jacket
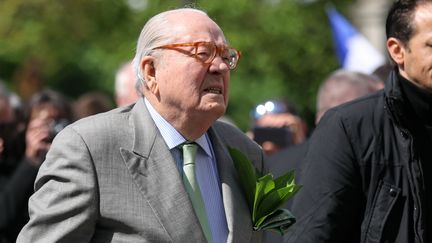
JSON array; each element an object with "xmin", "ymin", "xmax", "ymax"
[
  {"xmin": 285, "ymin": 70, "xmax": 427, "ymax": 243},
  {"xmin": 0, "ymin": 159, "xmax": 39, "ymax": 243}
]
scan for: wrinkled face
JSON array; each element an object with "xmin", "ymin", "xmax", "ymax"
[
  {"xmin": 394, "ymin": 3, "xmax": 432, "ymax": 92},
  {"xmin": 148, "ymin": 11, "xmax": 230, "ymax": 119}
]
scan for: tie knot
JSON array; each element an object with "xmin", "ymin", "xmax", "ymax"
[{"xmin": 181, "ymin": 142, "xmax": 198, "ymax": 166}]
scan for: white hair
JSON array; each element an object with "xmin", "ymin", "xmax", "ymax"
[
  {"xmin": 315, "ymin": 69, "xmax": 384, "ymax": 123},
  {"xmin": 132, "ymin": 8, "xmax": 208, "ymax": 95}
]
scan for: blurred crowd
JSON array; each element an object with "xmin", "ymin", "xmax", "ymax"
[
  {"xmin": 247, "ymin": 67, "xmax": 387, "ymax": 243},
  {"xmin": 1, "ymin": 59, "xmax": 388, "ymax": 242},
  {"xmin": 0, "ymin": 87, "xmax": 110, "ymax": 243},
  {"xmin": 3, "ymin": 1, "xmax": 431, "ymax": 242},
  {"xmin": 1, "ymin": 58, "xmax": 388, "ymax": 243},
  {"xmin": 0, "ymin": 60, "xmax": 141, "ymax": 243}
]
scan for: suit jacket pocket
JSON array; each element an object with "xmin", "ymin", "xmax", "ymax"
[{"xmin": 361, "ymin": 181, "xmax": 400, "ymax": 243}]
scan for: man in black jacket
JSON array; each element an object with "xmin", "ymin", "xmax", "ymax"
[
  {"xmin": 265, "ymin": 71, "xmax": 383, "ymax": 243},
  {"xmin": 285, "ymin": 0, "xmax": 432, "ymax": 242}
]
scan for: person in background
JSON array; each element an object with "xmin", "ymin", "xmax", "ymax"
[
  {"xmin": 286, "ymin": 0, "xmax": 432, "ymax": 242},
  {"xmin": 249, "ymin": 98, "xmax": 307, "ymax": 156},
  {"xmin": 268, "ymin": 70, "xmax": 384, "ymax": 178},
  {"xmin": 17, "ymin": 8, "xmax": 265, "ymax": 243},
  {"xmin": 372, "ymin": 62, "xmax": 393, "ymax": 87},
  {"xmin": 0, "ymin": 81, "xmax": 25, "ymax": 175},
  {"xmin": 1, "ymin": 88, "xmax": 72, "ymax": 243},
  {"xmin": 0, "ymin": 82, "xmax": 20, "ymax": 166},
  {"xmin": 264, "ymin": 70, "xmax": 383, "ymax": 243},
  {"xmin": 24, "ymin": 89, "xmax": 73, "ymax": 165},
  {"xmin": 0, "ymin": 81, "xmax": 27, "ymax": 243},
  {"xmin": 0, "ymin": 82, "xmax": 14, "ymax": 124},
  {"xmin": 0, "ymin": 81, "xmax": 23, "ymax": 242},
  {"xmin": 73, "ymin": 91, "xmax": 114, "ymax": 120},
  {"xmin": 314, "ymin": 69, "xmax": 384, "ymax": 124},
  {"xmin": 114, "ymin": 61, "xmax": 140, "ymax": 107}
]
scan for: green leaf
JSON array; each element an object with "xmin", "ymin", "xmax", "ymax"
[
  {"xmin": 253, "ymin": 174, "xmax": 274, "ymax": 221},
  {"xmin": 274, "ymin": 170, "xmax": 296, "ymax": 189},
  {"xmin": 256, "ymin": 184, "xmax": 301, "ymax": 224},
  {"xmin": 228, "ymin": 147, "xmax": 301, "ymax": 235},
  {"xmin": 228, "ymin": 147, "xmax": 256, "ymax": 209}
]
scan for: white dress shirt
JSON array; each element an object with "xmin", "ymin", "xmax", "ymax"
[{"xmin": 144, "ymin": 98, "xmax": 228, "ymax": 243}]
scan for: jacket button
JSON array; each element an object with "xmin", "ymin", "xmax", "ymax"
[{"xmin": 389, "ymin": 188, "xmax": 397, "ymax": 197}]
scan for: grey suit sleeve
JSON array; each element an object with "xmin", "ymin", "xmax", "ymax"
[{"xmin": 17, "ymin": 126, "xmax": 98, "ymax": 243}]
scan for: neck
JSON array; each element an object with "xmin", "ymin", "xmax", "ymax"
[
  {"xmin": 398, "ymin": 72, "xmax": 432, "ymax": 124},
  {"xmin": 167, "ymin": 112, "xmax": 216, "ymax": 140},
  {"xmin": 147, "ymin": 97, "xmax": 219, "ymax": 140},
  {"xmin": 399, "ymin": 70, "xmax": 432, "ymax": 93}
]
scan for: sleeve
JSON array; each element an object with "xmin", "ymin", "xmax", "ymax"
[
  {"xmin": 285, "ymin": 109, "xmax": 365, "ymax": 243},
  {"xmin": 16, "ymin": 126, "xmax": 98, "ymax": 243}
]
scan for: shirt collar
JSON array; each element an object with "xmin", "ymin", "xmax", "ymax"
[{"xmin": 144, "ymin": 98, "xmax": 213, "ymax": 158}]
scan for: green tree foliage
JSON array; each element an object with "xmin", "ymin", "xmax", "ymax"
[{"xmin": 0, "ymin": 0, "xmax": 350, "ymax": 130}]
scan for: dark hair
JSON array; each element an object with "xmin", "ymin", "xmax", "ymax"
[
  {"xmin": 27, "ymin": 89, "xmax": 73, "ymax": 123},
  {"xmin": 386, "ymin": 0, "xmax": 429, "ymax": 45},
  {"xmin": 74, "ymin": 91, "xmax": 113, "ymax": 119}
]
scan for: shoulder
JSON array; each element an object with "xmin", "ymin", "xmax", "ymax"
[
  {"xmin": 211, "ymin": 120, "xmax": 264, "ymax": 169},
  {"xmin": 320, "ymin": 90, "xmax": 385, "ymax": 133},
  {"xmin": 52, "ymin": 106, "xmax": 134, "ymax": 152},
  {"xmin": 70, "ymin": 106, "xmax": 132, "ymax": 137},
  {"xmin": 334, "ymin": 90, "xmax": 383, "ymax": 118},
  {"xmin": 311, "ymin": 90, "xmax": 386, "ymax": 164},
  {"xmin": 211, "ymin": 121, "xmax": 259, "ymax": 150}
]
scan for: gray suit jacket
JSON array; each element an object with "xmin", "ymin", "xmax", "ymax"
[{"xmin": 17, "ymin": 99, "xmax": 265, "ymax": 243}]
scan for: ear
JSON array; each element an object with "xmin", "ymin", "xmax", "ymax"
[
  {"xmin": 387, "ymin": 37, "xmax": 406, "ymax": 66},
  {"xmin": 140, "ymin": 56, "xmax": 159, "ymax": 95}
]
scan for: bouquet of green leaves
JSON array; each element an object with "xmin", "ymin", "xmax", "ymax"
[{"xmin": 228, "ymin": 147, "xmax": 301, "ymax": 235}]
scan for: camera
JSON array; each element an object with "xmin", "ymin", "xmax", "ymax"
[
  {"xmin": 252, "ymin": 126, "xmax": 292, "ymax": 147},
  {"xmin": 48, "ymin": 119, "xmax": 69, "ymax": 141}
]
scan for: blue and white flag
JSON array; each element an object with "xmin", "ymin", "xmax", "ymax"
[{"xmin": 327, "ymin": 7, "xmax": 385, "ymax": 74}]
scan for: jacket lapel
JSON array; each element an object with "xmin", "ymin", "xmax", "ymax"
[
  {"xmin": 208, "ymin": 127, "xmax": 253, "ymax": 243},
  {"xmin": 121, "ymin": 100, "xmax": 205, "ymax": 242}
]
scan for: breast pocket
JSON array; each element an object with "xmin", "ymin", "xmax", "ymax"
[{"xmin": 361, "ymin": 181, "xmax": 400, "ymax": 243}]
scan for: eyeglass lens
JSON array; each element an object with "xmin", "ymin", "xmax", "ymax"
[{"xmin": 196, "ymin": 43, "xmax": 239, "ymax": 69}]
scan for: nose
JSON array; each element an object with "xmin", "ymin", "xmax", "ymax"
[{"xmin": 208, "ymin": 56, "xmax": 230, "ymax": 73}]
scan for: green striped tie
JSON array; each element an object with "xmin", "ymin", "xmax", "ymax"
[{"xmin": 181, "ymin": 143, "xmax": 213, "ymax": 243}]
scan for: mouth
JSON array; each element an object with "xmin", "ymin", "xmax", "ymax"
[{"xmin": 204, "ymin": 87, "xmax": 223, "ymax": 94}]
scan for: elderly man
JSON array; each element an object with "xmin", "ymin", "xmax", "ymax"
[
  {"xmin": 286, "ymin": 0, "xmax": 432, "ymax": 242},
  {"xmin": 17, "ymin": 8, "xmax": 264, "ymax": 243}
]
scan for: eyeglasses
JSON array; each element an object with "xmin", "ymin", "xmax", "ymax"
[{"xmin": 152, "ymin": 41, "xmax": 241, "ymax": 70}]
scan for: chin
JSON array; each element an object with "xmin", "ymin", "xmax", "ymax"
[
  {"xmin": 203, "ymin": 103, "xmax": 226, "ymax": 117},
  {"xmin": 213, "ymin": 105, "xmax": 226, "ymax": 115}
]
